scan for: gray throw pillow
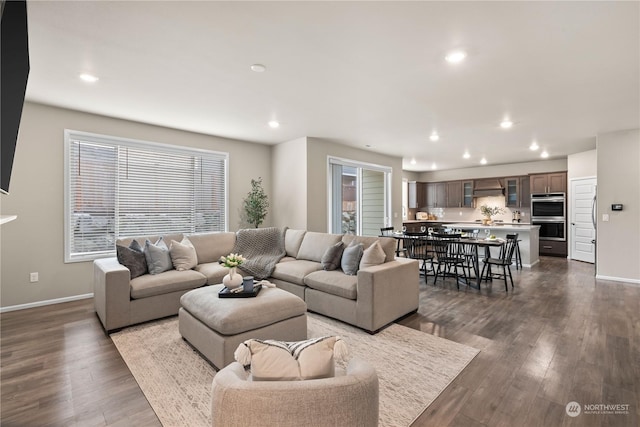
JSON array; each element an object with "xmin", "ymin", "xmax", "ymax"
[
  {"xmin": 341, "ymin": 242, "xmax": 364, "ymax": 276},
  {"xmin": 116, "ymin": 239, "xmax": 147, "ymax": 279},
  {"xmin": 145, "ymin": 237, "xmax": 173, "ymax": 275},
  {"xmin": 321, "ymin": 241, "xmax": 344, "ymax": 271}
]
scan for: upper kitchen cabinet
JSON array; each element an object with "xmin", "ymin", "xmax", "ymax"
[
  {"xmin": 505, "ymin": 176, "xmax": 530, "ymax": 208},
  {"xmin": 446, "ymin": 181, "xmax": 462, "ymax": 207},
  {"xmin": 408, "ymin": 181, "xmax": 427, "ymax": 209},
  {"xmin": 426, "ymin": 182, "xmax": 446, "ymax": 207},
  {"xmin": 530, "ymin": 172, "xmax": 567, "ymax": 194},
  {"xmin": 462, "ymin": 180, "xmax": 474, "ymax": 207}
]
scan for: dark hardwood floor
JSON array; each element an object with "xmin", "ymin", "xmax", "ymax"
[{"xmin": 1, "ymin": 256, "xmax": 638, "ymax": 426}]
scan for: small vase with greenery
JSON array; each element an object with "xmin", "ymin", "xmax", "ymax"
[
  {"xmin": 243, "ymin": 177, "xmax": 269, "ymax": 228},
  {"xmin": 479, "ymin": 204, "xmax": 505, "ymax": 224}
]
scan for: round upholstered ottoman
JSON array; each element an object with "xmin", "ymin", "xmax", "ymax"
[{"xmin": 179, "ymin": 284, "xmax": 307, "ymax": 369}]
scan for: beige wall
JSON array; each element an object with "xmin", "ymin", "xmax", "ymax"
[
  {"xmin": 0, "ymin": 102, "xmax": 272, "ymax": 308},
  {"xmin": 272, "ymin": 137, "xmax": 308, "ymax": 229},
  {"xmin": 306, "ymin": 138, "xmax": 404, "ymax": 232},
  {"xmin": 568, "ymin": 149, "xmax": 597, "ymax": 180},
  {"xmin": 596, "ymin": 129, "xmax": 640, "ymax": 283},
  {"xmin": 417, "ymin": 158, "xmax": 568, "ymax": 182}
]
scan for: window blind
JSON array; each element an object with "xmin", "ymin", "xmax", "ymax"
[{"xmin": 65, "ymin": 130, "xmax": 228, "ymax": 262}]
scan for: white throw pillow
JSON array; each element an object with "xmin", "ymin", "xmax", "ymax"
[
  {"xmin": 170, "ymin": 237, "xmax": 198, "ymax": 271},
  {"xmin": 360, "ymin": 240, "xmax": 386, "ymax": 269},
  {"xmin": 234, "ymin": 336, "xmax": 349, "ymax": 381}
]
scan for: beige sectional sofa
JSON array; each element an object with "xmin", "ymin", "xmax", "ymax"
[{"xmin": 94, "ymin": 229, "xmax": 419, "ymax": 333}]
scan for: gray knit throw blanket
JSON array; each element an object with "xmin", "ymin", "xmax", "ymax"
[{"xmin": 233, "ymin": 227, "xmax": 286, "ymax": 280}]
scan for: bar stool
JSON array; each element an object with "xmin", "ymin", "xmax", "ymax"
[{"xmin": 506, "ymin": 233, "xmax": 522, "ymax": 269}]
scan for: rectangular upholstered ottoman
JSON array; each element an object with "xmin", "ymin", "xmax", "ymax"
[{"xmin": 179, "ymin": 284, "xmax": 307, "ymax": 369}]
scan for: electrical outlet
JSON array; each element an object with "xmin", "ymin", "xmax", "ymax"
[{"xmin": 30, "ymin": 272, "xmax": 38, "ymax": 283}]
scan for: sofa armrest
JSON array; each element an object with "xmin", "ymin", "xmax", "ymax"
[
  {"xmin": 94, "ymin": 257, "xmax": 131, "ymax": 332},
  {"xmin": 355, "ymin": 257, "xmax": 419, "ymax": 332}
]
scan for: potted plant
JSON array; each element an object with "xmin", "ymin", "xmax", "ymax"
[
  {"xmin": 243, "ymin": 177, "xmax": 269, "ymax": 228},
  {"xmin": 479, "ymin": 204, "xmax": 505, "ymax": 225}
]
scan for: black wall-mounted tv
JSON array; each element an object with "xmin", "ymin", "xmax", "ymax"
[{"xmin": 1, "ymin": 0, "xmax": 30, "ymax": 195}]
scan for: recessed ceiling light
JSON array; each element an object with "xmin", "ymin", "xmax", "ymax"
[
  {"xmin": 480, "ymin": 158, "xmax": 487, "ymax": 165},
  {"xmin": 429, "ymin": 132, "xmax": 440, "ymax": 142},
  {"xmin": 500, "ymin": 119, "xmax": 513, "ymax": 129},
  {"xmin": 540, "ymin": 150, "xmax": 549, "ymax": 158},
  {"xmin": 463, "ymin": 151, "xmax": 470, "ymax": 159},
  {"xmin": 530, "ymin": 142, "xmax": 540, "ymax": 151},
  {"xmin": 268, "ymin": 120, "xmax": 280, "ymax": 128},
  {"xmin": 250, "ymin": 64, "xmax": 266, "ymax": 73},
  {"xmin": 445, "ymin": 50, "xmax": 467, "ymax": 64},
  {"xmin": 431, "ymin": 162, "xmax": 437, "ymax": 170},
  {"xmin": 79, "ymin": 73, "xmax": 99, "ymax": 83},
  {"xmin": 410, "ymin": 158, "xmax": 417, "ymax": 165}
]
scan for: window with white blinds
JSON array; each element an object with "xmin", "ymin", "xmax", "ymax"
[{"xmin": 64, "ymin": 130, "xmax": 228, "ymax": 262}]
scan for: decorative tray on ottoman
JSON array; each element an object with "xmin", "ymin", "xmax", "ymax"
[{"xmin": 218, "ymin": 284, "xmax": 262, "ymax": 298}]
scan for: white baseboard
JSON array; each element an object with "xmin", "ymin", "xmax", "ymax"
[
  {"xmin": 0, "ymin": 293, "xmax": 94, "ymax": 313},
  {"xmin": 595, "ymin": 275, "xmax": 640, "ymax": 285}
]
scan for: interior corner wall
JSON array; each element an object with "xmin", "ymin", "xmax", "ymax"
[
  {"xmin": 0, "ymin": 102, "xmax": 272, "ymax": 308},
  {"xmin": 271, "ymin": 137, "xmax": 308, "ymax": 230},
  {"xmin": 305, "ymin": 138, "xmax": 404, "ymax": 233},
  {"xmin": 596, "ymin": 129, "xmax": 640, "ymax": 283}
]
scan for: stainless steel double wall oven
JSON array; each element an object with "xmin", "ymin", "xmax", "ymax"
[{"xmin": 531, "ymin": 193, "xmax": 566, "ymax": 241}]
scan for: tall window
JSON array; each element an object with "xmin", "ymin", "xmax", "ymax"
[
  {"xmin": 329, "ymin": 157, "xmax": 391, "ymax": 236},
  {"xmin": 64, "ymin": 130, "xmax": 228, "ymax": 262}
]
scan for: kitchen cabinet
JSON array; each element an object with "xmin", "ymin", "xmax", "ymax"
[
  {"xmin": 539, "ymin": 240, "xmax": 567, "ymax": 257},
  {"xmin": 408, "ymin": 181, "xmax": 427, "ymax": 209},
  {"xmin": 505, "ymin": 176, "xmax": 531, "ymax": 208},
  {"xmin": 462, "ymin": 180, "xmax": 474, "ymax": 207},
  {"xmin": 446, "ymin": 181, "xmax": 462, "ymax": 207},
  {"xmin": 426, "ymin": 182, "xmax": 446, "ymax": 207},
  {"xmin": 530, "ymin": 172, "xmax": 567, "ymax": 194}
]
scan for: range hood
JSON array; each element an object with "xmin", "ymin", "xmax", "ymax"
[{"xmin": 472, "ymin": 178, "xmax": 504, "ymax": 197}]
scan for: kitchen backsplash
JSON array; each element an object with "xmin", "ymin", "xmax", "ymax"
[{"xmin": 406, "ymin": 196, "xmax": 530, "ymax": 223}]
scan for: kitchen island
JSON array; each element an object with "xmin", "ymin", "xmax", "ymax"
[{"xmin": 443, "ymin": 223, "xmax": 540, "ymax": 267}]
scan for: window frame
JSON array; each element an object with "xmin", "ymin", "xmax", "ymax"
[{"xmin": 63, "ymin": 129, "xmax": 229, "ymax": 263}]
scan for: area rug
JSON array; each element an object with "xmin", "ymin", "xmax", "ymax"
[{"xmin": 111, "ymin": 313, "xmax": 479, "ymax": 427}]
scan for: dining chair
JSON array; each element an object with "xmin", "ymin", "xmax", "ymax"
[
  {"xmin": 402, "ymin": 231, "xmax": 433, "ymax": 276},
  {"xmin": 480, "ymin": 234, "xmax": 519, "ymax": 291},
  {"xmin": 432, "ymin": 233, "xmax": 467, "ymax": 289},
  {"xmin": 505, "ymin": 233, "xmax": 523, "ymax": 269},
  {"xmin": 381, "ymin": 226, "xmax": 407, "ymax": 257}
]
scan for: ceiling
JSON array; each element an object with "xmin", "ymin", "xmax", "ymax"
[{"xmin": 24, "ymin": 1, "xmax": 639, "ymax": 172}]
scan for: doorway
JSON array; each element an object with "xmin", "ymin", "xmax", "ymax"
[{"xmin": 569, "ymin": 177, "xmax": 596, "ymax": 263}]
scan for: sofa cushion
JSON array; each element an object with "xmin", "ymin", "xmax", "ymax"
[
  {"xmin": 271, "ymin": 260, "xmax": 322, "ymax": 285},
  {"xmin": 342, "ymin": 235, "xmax": 395, "ymax": 263},
  {"xmin": 296, "ymin": 232, "xmax": 343, "ymax": 263},
  {"xmin": 170, "ymin": 237, "xmax": 198, "ymax": 271},
  {"xmin": 234, "ymin": 336, "xmax": 345, "ymax": 381},
  {"xmin": 304, "ymin": 270, "xmax": 358, "ymax": 300},
  {"xmin": 194, "ymin": 262, "xmax": 229, "ymax": 285},
  {"xmin": 285, "ymin": 229, "xmax": 307, "ymax": 258},
  {"xmin": 130, "ymin": 269, "xmax": 207, "ymax": 299},
  {"xmin": 278, "ymin": 256, "xmax": 297, "ymax": 263},
  {"xmin": 116, "ymin": 239, "xmax": 147, "ymax": 279},
  {"xmin": 359, "ymin": 240, "xmax": 386, "ymax": 269},
  {"xmin": 117, "ymin": 233, "xmax": 184, "ymax": 249},
  {"xmin": 145, "ymin": 237, "xmax": 173, "ymax": 275},
  {"xmin": 341, "ymin": 242, "xmax": 364, "ymax": 276},
  {"xmin": 321, "ymin": 241, "xmax": 344, "ymax": 271},
  {"xmin": 187, "ymin": 232, "xmax": 236, "ymax": 264}
]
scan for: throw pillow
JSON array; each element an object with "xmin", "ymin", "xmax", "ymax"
[
  {"xmin": 169, "ymin": 237, "xmax": 198, "ymax": 271},
  {"xmin": 359, "ymin": 240, "xmax": 386, "ymax": 269},
  {"xmin": 234, "ymin": 336, "xmax": 349, "ymax": 381},
  {"xmin": 341, "ymin": 242, "xmax": 364, "ymax": 276},
  {"xmin": 116, "ymin": 239, "xmax": 147, "ymax": 279},
  {"xmin": 144, "ymin": 237, "xmax": 173, "ymax": 275},
  {"xmin": 321, "ymin": 241, "xmax": 344, "ymax": 271}
]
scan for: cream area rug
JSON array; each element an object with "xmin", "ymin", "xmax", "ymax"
[{"xmin": 111, "ymin": 313, "xmax": 479, "ymax": 427}]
